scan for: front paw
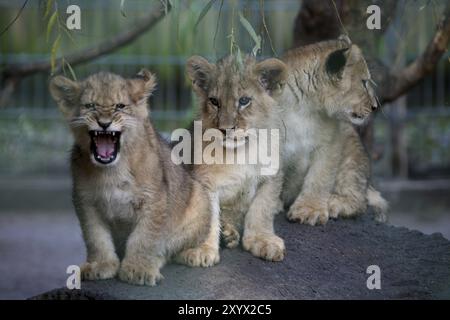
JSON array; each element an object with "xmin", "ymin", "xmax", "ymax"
[
  {"xmin": 242, "ymin": 233, "xmax": 285, "ymax": 262},
  {"xmin": 328, "ymin": 194, "xmax": 345, "ymax": 219},
  {"xmin": 328, "ymin": 194, "xmax": 358, "ymax": 218},
  {"xmin": 81, "ymin": 259, "xmax": 120, "ymax": 281},
  {"xmin": 118, "ymin": 259, "xmax": 163, "ymax": 286},
  {"xmin": 222, "ymin": 223, "xmax": 240, "ymax": 249},
  {"xmin": 287, "ymin": 199, "xmax": 329, "ymax": 225},
  {"xmin": 176, "ymin": 245, "xmax": 220, "ymax": 267}
]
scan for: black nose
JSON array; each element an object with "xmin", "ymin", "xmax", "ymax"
[
  {"xmin": 371, "ymin": 104, "xmax": 378, "ymax": 111},
  {"xmin": 98, "ymin": 121, "xmax": 112, "ymax": 130}
]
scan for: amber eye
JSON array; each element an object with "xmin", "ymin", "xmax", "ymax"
[
  {"xmin": 238, "ymin": 96, "xmax": 251, "ymax": 108},
  {"xmin": 84, "ymin": 103, "xmax": 95, "ymax": 109},
  {"xmin": 115, "ymin": 103, "xmax": 126, "ymax": 110},
  {"xmin": 209, "ymin": 97, "xmax": 219, "ymax": 107}
]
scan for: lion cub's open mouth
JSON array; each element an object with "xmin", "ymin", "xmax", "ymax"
[{"xmin": 89, "ymin": 130, "xmax": 121, "ymax": 164}]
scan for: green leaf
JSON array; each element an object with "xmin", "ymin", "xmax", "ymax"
[
  {"xmin": 46, "ymin": 11, "xmax": 57, "ymax": 43},
  {"xmin": 238, "ymin": 11, "xmax": 261, "ymax": 56},
  {"xmin": 50, "ymin": 34, "xmax": 61, "ymax": 73},
  {"xmin": 62, "ymin": 25, "xmax": 76, "ymax": 45},
  {"xmin": 160, "ymin": 0, "xmax": 169, "ymax": 15},
  {"xmin": 65, "ymin": 60, "xmax": 77, "ymax": 81},
  {"xmin": 120, "ymin": 0, "xmax": 126, "ymax": 17},
  {"xmin": 195, "ymin": 0, "xmax": 217, "ymax": 31},
  {"xmin": 236, "ymin": 46, "xmax": 243, "ymax": 70},
  {"xmin": 44, "ymin": 0, "xmax": 54, "ymax": 19}
]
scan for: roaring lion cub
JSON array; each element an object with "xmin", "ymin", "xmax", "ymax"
[
  {"xmin": 185, "ymin": 55, "xmax": 288, "ymax": 261},
  {"xmin": 279, "ymin": 36, "xmax": 387, "ymax": 225},
  {"xmin": 50, "ymin": 70, "xmax": 219, "ymax": 286}
]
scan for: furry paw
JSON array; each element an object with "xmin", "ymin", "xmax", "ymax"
[
  {"xmin": 242, "ymin": 233, "xmax": 285, "ymax": 262},
  {"xmin": 222, "ymin": 223, "xmax": 240, "ymax": 249},
  {"xmin": 287, "ymin": 199, "xmax": 329, "ymax": 225},
  {"xmin": 328, "ymin": 194, "xmax": 346, "ymax": 218},
  {"xmin": 81, "ymin": 259, "xmax": 120, "ymax": 281},
  {"xmin": 118, "ymin": 260, "xmax": 163, "ymax": 286},
  {"xmin": 328, "ymin": 194, "xmax": 361, "ymax": 219},
  {"xmin": 176, "ymin": 245, "xmax": 220, "ymax": 267}
]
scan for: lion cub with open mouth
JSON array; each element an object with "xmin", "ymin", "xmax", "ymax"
[{"xmin": 50, "ymin": 70, "xmax": 219, "ymax": 286}]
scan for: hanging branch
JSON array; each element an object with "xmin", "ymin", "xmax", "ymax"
[
  {"xmin": 381, "ymin": 2, "xmax": 450, "ymax": 104},
  {"xmin": 0, "ymin": 0, "xmax": 29, "ymax": 37},
  {"xmin": 0, "ymin": 1, "xmax": 171, "ymax": 108}
]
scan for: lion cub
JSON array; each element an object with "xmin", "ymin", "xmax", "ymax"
[
  {"xmin": 279, "ymin": 36, "xmax": 387, "ymax": 225},
  {"xmin": 50, "ymin": 70, "xmax": 219, "ymax": 286},
  {"xmin": 185, "ymin": 55, "xmax": 287, "ymax": 261}
]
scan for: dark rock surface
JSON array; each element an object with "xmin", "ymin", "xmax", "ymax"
[{"xmin": 32, "ymin": 213, "xmax": 450, "ymax": 300}]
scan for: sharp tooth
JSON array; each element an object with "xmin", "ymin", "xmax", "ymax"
[{"xmin": 112, "ymin": 132, "xmax": 115, "ymax": 136}]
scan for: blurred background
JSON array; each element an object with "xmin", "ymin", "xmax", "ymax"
[{"xmin": 0, "ymin": 0, "xmax": 449, "ymax": 299}]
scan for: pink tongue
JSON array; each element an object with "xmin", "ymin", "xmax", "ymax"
[{"xmin": 96, "ymin": 136, "xmax": 115, "ymax": 158}]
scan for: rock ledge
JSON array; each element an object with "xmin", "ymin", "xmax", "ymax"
[{"xmin": 33, "ymin": 213, "xmax": 450, "ymax": 299}]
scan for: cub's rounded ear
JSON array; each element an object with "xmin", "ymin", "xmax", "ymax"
[
  {"xmin": 326, "ymin": 44, "xmax": 364, "ymax": 80},
  {"xmin": 186, "ymin": 55, "xmax": 215, "ymax": 95},
  {"xmin": 338, "ymin": 34, "xmax": 352, "ymax": 46},
  {"xmin": 128, "ymin": 69, "xmax": 157, "ymax": 103},
  {"xmin": 136, "ymin": 68, "xmax": 157, "ymax": 92},
  {"xmin": 49, "ymin": 75, "xmax": 80, "ymax": 103},
  {"xmin": 325, "ymin": 47, "xmax": 350, "ymax": 79},
  {"xmin": 49, "ymin": 75, "xmax": 80, "ymax": 117},
  {"xmin": 254, "ymin": 58, "xmax": 288, "ymax": 96}
]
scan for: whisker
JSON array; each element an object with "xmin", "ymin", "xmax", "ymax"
[
  {"xmin": 375, "ymin": 95, "xmax": 387, "ymax": 118},
  {"xmin": 121, "ymin": 117, "xmax": 139, "ymax": 128},
  {"xmin": 374, "ymin": 95, "xmax": 381, "ymax": 108},
  {"xmin": 70, "ymin": 117, "xmax": 87, "ymax": 128}
]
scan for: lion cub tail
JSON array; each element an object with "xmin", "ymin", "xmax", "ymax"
[{"xmin": 367, "ymin": 186, "xmax": 388, "ymax": 223}]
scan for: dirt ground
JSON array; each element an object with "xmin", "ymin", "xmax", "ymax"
[{"xmin": 0, "ymin": 211, "xmax": 84, "ymax": 299}]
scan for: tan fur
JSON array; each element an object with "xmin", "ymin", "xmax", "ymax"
[
  {"xmin": 279, "ymin": 37, "xmax": 388, "ymax": 225},
  {"xmin": 49, "ymin": 70, "xmax": 219, "ymax": 287},
  {"xmin": 186, "ymin": 55, "xmax": 287, "ymax": 261},
  {"xmin": 367, "ymin": 186, "xmax": 388, "ymax": 222}
]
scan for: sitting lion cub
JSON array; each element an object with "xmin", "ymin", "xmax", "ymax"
[
  {"xmin": 49, "ymin": 70, "xmax": 219, "ymax": 286},
  {"xmin": 279, "ymin": 36, "xmax": 387, "ymax": 225},
  {"xmin": 185, "ymin": 55, "xmax": 288, "ymax": 261}
]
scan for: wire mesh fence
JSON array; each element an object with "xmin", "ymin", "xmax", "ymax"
[{"xmin": 0, "ymin": 0, "xmax": 449, "ymax": 177}]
